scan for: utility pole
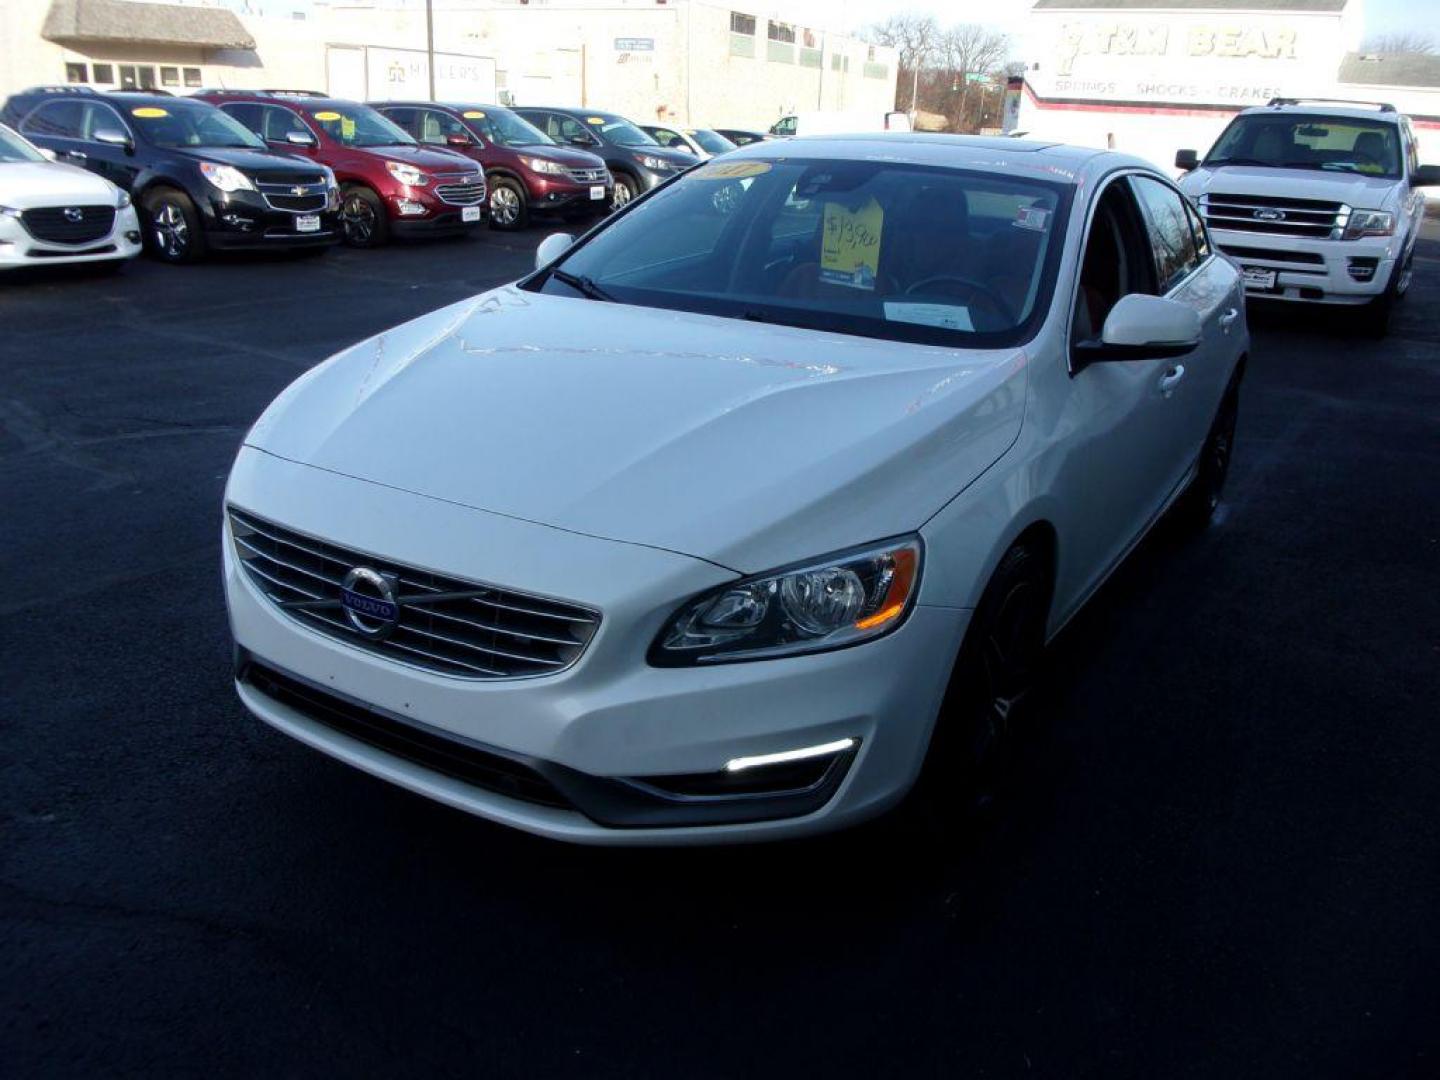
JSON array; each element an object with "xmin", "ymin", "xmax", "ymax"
[{"xmin": 425, "ymin": 0, "xmax": 436, "ymax": 100}]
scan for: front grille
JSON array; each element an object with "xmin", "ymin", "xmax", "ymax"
[
  {"xmin": 29, "ymin": 244, "xmax": 116, "ymax": 258},
  {"xmin": 1200, "ymin": 193, "xmax": 1347, "ymax": 239},
  {"xmin": 433, "ymin": 174, "xmax": 486, "ymax": 206},
  {"xmin": 229, "ymin": 508, "xmax": 601, "ymax": 680},
  {"xmin": 253, "ymin": 171, "xmax": 328, "ymax": 185},
  {"xmin": 257, "ymin": 179, "xmax": 330, "ymax": 214},
  {"xmin": 565, "ymin": 167, "xmax": 608, "ymax": 184},
  {"xmin": 20, "ymin": 205, "xmax": 115, "ymax": 245},
  {"xmin": 242, "ymin": 662, "xmax": 571, "ymax": 808},
  {"xmin": 1218, "ymin": 244, "xmax": 1325, "ymax": 266}
]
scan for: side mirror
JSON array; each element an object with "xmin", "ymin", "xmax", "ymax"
[
  {"xmin": 93, "ymin": 128, "xmax": 132, "ymax": 150},
  {"xmin": 285, "ymin": 130, "xmax": 317, "ymax": 147},
  {"xmin": 534, "ymin": 232, "xmax": 575, "ymax": 272},
  {"xmin": 1412, "ymin": 164, "xmax": 1440, "ymax": 187},
  {"xmin": 1175, "ymin": 148, "xmax": 1199, "ymax": 171},
  {"xmin": 1077, "ymin": 294, "xmax": 1202, "ymax": 366},
  {"xmin": 446, "ymin": 132, "xmax": 473, "ymax": 148},
  {"xmin": 568, "ymin": 135, "xmax": 594, "ymax": 148}
]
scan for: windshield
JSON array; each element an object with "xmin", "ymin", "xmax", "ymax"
[
  {"xmin": 529, "ymin": 158, "xmax": 1069, "ymax": 347},
  {"xmin": 305, "ymin": 104, "xmax": 415, "ymax": 147},
  {"xmin": 0, "ymin": 125, "xmax": 43, "ymax": 163},
  {"xmin": 462, "ymin": 106, "xmax": 552, "ymax": 147},
  {"xmin": 129, "ymin": 101, "xmax": 264, "ymax": 149},
  {"xmin": 1206, "ymin": 114, "xmax": 1402, "ymax": 177},
  {"xmin": 593, "ymin": 117, "xmax": 657, "ymax": 147},
  {"xmin": 690, "ymin": 129, "xmax": 737, "ymax": 154}
]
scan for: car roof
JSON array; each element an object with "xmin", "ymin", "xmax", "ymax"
[
  {"xmin": 1236, "ymin": 102, "xmax": 1402, "ymax": 123},
  {"xmin": 108, "ymin": 92, "xmax": 198, "ymax": 107},
  {"xmin": 720, "ymin": 133, "xmax": 1121, "ymax": 184}
]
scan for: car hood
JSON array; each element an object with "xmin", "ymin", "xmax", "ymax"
[
  {"xmin": 510, "ymin": 144, "xmax": 607, "ymax": 169},
  {"xmin": 619, "ymin": 144, "xmax": 697, "ymax": 167},
  {"xmin": 0, "ymin": 160, "xmax": 118, "ymax": 205},
  {"xmin": 244, "ymin": 288, "xmax": 1028, "ymax": 572},
  {"xmin": 365, "ymin": 144, "xmax": 479, "ymax": 172},
  {"xmin": 1181, "ymin": 165, "xmax": 1398, "ymax": 210}
]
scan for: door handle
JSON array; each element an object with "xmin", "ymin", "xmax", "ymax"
[
  {"xmin": 1158, "ymin": 364, "xmax": 1186, "ymax": 396},
  {"xmin": 66, "ymin": 150, "xmax": 87, "ymax": 161},
  {"xmin": 1219, "ymin": 308, "xmax": 1239, "ymax": 332}
]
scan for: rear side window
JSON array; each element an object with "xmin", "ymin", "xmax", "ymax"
[
  {"xmin": 219, "ymin": 102, "xmax": 264, "ymax": 135},
  {"xmin": 22, "ymin": 100, "xmax": 84, "ymax": 139},
  {"xmin": 260, "ymin": 105, "xmax": 312, "ymax": 143},
  {"xmin": 1130, "ymin": 176, "xmax": 1199, "ymax": 293},
  {"xmin": 418, "ymin": 109, "xmax": 468, "ymax": 145}
]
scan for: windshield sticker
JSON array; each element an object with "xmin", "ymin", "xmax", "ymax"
[
  {"xmin": 340, "ymin": 116, "xmax": 357, "ymax": 140},
  {"xmin": 883, "ymin": 302, "xmax": 974, "ymax": 332},
  {"xmin": 313, "ymin": 110, "xmax": 341, "ymax": 121},
  {"xmin": 1014, "ymin": 205, "xmax": 1049, "ymax": 232},
  {"xmin": 131, "ymin": 107, "xmax": 168, "ymax": 118},
  {"xmin": 820, "ymin": 197, "xmax": 883, "ymax": 290},
  {"xmin": 586, "ymin": 116, "xmax": 606, "ymax": 125},
  {"xmin": 462, "ymin": 110, "xmax": 486, "ymax": 119},
  {"xmin": 694, "ymin": 161, "xmax": 772, "ymax": 180}
]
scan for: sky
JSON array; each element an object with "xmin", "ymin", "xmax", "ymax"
[{"xmin": 777, "ymin": 0, "xmax": 1438, "ymax": 43}]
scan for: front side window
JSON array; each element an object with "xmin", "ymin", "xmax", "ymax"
[
  {"xmin": 1131, "ymin": 176, "xmax": 1199, "ymax": 293},
  {"xmin": 1206, "ymin": 114, "xmax": 1402, "ymax": 178},
  {"xmin": 1073, "ymin": 178, "xmax": 1157, "ymax": 348},
  {"xmin": 648, "ymin": 126, "xmax": 684, "ymax": 149},
  {"xmin": 128, "ymin": 100, "xmax": 265, "ymax": 149},
  {"xmin": 528, "ymin": 158, "xmax": 1069, "ymax": 348},
  {"xmin": 22, "ymin": 100, "xmax": 85, "ymax": 139},
  {"xmin": 260, "ymin": 105, "xmax": 313, "ymax": 143},
  {"xmin": 302, "ymin": 103, "xmax": 413, "ymax": 147},
  {"xmin": 418, "ymin": 108, "xmax": 468, "ymax": 145}
]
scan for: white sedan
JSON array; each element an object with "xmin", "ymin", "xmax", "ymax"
[
  {"xmin": 0, "ymin": 123, "xmax": 141, "ymax": 271},
  {"xmin": 224, "ymin": 135, "xmax": 1247, "ymax": 844}
]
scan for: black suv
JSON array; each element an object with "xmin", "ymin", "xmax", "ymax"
[
  {"xmin": 512, "ymin": 107, "xmax": 696, "ymax": 209},
  {"xmin": 1, "ymin": 87, "xmax": 339, "ymax": 262}
]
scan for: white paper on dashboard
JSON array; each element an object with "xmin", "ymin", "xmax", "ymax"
[{"xmin": 882, "ymin": 302, "xmax": 974, "ymax": 331}]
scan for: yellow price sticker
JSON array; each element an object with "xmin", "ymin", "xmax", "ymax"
[
  {"xmin": 340, "ymin": 116, "xmax": 356, "ymax": 140},
  {"xmin": 131, "ymin": 107, "xmax": 168, "ymax": 118},
  {"xmin": 462, "ymin": 110, "xmax": 486, "ymax": 119},
  {"xmin": 694, "ymin": 161, "xmax": 772, "ymax": 180},
  {"xmin": 313, "ymin": 110, "xmax": 342, "ymax": 121},
  {"xmin": 820, "ymin": 197, "xmax": 884, "ymax": 291},
  {"xmin": 586, "ymin": 116, "xmax": 606, "ymax": 125}
]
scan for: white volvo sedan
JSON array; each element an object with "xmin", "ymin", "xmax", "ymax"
[
  {"xmin": 224, "ymin": 135, "xmax": 1247, "ymax": 844},
  {"xmin": 0, "ymin": 123, "xmax": 141, "ymax": 271}
]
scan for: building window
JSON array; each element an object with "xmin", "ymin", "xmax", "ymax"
[
  {"xmin": 802, "ymin": 29, "xmax": 817, "ymax": 49},
  {"xmin": 161, "ymin": 66, "xmax": 179, "ymax": 87},
  {"xmin": 729, "ymin": 11, "xmax": 755, "ymax": 35},
  {"xmin": 138, "ymin": 66, "xmax": 156, "ymax": 89},
  {"xmin": 91, "ymin": 63, "xmax": 114, "ymax": 84},
  {"xmin": 184, "ymin": 67, "xmax": 202, "ymax": 87},
  {"xmin": 65, "ymin": 62, "xmax": 88, "ymax": 83},
  {"xmin": 767, "ymin": 21, "xmax": 795, "ymax": 45}
]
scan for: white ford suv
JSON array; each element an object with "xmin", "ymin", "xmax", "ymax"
[{"xmin": 1176, "ymin": 98, "xmax": 1438, "ymax": 336}]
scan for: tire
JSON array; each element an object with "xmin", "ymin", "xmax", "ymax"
[
  {"xmin": 142, "ymin": 188, "xmax": 205, "ymax": 264},
  {"xmin": 340, "ymin": 185, "xmax": 388, "ymax": 248},
  {"xmin": 611, "ymin": 173, "xmax": 638, "ymax": 212},
  {"xmin": 1360, "ymin": 248, "xmax": 1410, "ymax": 338},
  {"xmin": 487, "ymin": 176, "xmax": 529, "ymax": 231},
  {"xmin": 1173, "ymin": 376, "xmax": 1240, "ymax": 532},
  {"xmin": 910, "ymin": 540, "xmax": 1053, "ymax": 826}
]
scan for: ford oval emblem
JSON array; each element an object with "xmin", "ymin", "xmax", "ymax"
[
  {"xmin": 1253, "ymin": 208, "xmax": 1285, "ymax": 222},
  {"xmin": 339, "ymin": 566, "xmax": 400, "ymax": 639}
]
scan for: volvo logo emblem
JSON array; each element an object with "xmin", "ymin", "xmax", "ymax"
[
  {"xmin": 339, "ymin": 567, "xmax": 400, "ymax": 639},
  {"xmin": 63, "ymin": 207, "xmax": 83, "ymax": 222},
  {"xmin": 1253, "ymin": 208, "xmax": 1286, "ymax": 222}
]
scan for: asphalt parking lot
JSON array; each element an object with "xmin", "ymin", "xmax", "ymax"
[{"xmin": 4, "ymin": 223, "xmax": 1439, "ymax": 1078}]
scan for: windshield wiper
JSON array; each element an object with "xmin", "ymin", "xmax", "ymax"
[
  {"xmin": 549, "ymin": 269, "xmax": 614, "ymax": 302},
  {"xmin": 1206, "ymin": 157, "xmax": 1272, "ymax": 167}
]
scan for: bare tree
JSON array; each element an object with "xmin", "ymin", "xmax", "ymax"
[
  {"xmin": 866, "ymin": 12, "xmax": 940, "ymax": 113},
  {"xmin": 1362, "ymin": 32, "xmax": 1436, "ymax": 55}
]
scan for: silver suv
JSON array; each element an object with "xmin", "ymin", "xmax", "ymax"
[{"xmin": 1176, "ymin": 98, "xmax": 1439, "ymax": 336}]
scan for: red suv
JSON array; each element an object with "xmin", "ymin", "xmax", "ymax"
[
  {"xmin": 372, "ymin": 102, "xmax": 612, "ymax": 231},
  {"xmin": 197, "ymin": 91, "xmax": 486, "ymax": 247}
]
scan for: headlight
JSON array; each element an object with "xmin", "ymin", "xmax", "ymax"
[
  {"xmin": 650, "ymin": 537, "xmax": 922, "ymax": 666},
  {"xmin": 520, "ymin": 155, "xmax": 567, "ymax": 176},
  {"xmin": 198, "ymin": 162, "xmax": 255, "ymax": 193},
  {"xmin": 1344, "ymin": 210, "xmax": 1394, "ymax": 239},
  {"xmin": 635, "ymin": 154, "xmax": 672, "ymax": 171},
  {"xmin": 385, "ymin": 161, "xmax": 430, "ymax": 187},
  {"xmin": 116, "ymin": 189, "xmax": 132, "ymax": 209}
]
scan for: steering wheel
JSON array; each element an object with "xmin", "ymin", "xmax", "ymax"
[{"xmin": 904, "ymin": 275, "xmax": 1017, "ymax": 326}]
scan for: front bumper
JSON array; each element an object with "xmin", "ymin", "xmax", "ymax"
[
  {"xmin": 0, "ymin": 205, "xmax": 142, "ymax": 267},
  {"xmin": 384, "ymin": 185, "xmax": 487, "ymax": 237},
  {"xmin": 525, "ymin": 175, "xmax": 613, "ymax": 215},
  {"xmin": 224, "ymin": 448, "xmax": 967, "ymax": 844},
  {"xmin": 200, "ymin": 190, "xmax": 340, "ymax": 249},
  {"xmin": 1211, "ymin": 227, "xmax": 1403, "ymax": 305}
]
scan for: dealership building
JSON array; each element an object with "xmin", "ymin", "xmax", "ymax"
[
  {"xmin": 0, "ymin": 0, "xmax": 898, "ymax": 131},
  {"xmin": 1009, "ymin": 0, "xmax": 1440, "ymax": 168}
]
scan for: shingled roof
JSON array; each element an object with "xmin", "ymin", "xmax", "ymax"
[
  {"xmin": 1339, "ymin": 52, "xmax": 1440, "ymax": 90},
  {"xmin": 42, "ymin": 0, "xmax": 256, "ymax": 51}
]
